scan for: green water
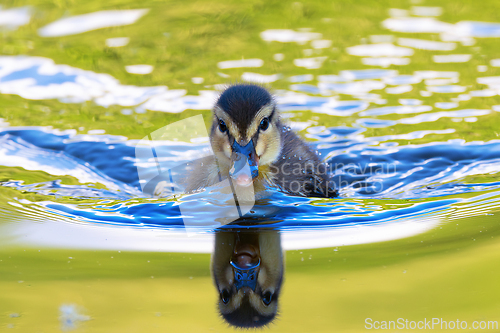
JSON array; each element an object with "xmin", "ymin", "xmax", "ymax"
[
  {"xmin": 1, "ymin": 212, "xmax": 500, "ymax": 332},
  {"xmin": 1, "ymin": 0, "xmax": 500, "ymax": 143}
]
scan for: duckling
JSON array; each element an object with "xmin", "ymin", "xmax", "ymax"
[
  {"xmin": 212, "ymin": 229, "xmax": 283, "ymax": 328},
  {"xmin": 185, "ymin": 83, "xmax": 336, "ymax": 198}
]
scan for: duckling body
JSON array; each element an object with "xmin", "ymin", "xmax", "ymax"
[{"xmin": 185, "ymin": 84, "xmax": 336, "ymax": 198}]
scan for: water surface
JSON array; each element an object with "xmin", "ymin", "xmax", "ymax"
[{"xmin": 1, "ymin": 0, "xmax": 500, "ymax": 331}]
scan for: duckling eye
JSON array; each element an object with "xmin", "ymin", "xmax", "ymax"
[
  {"xmin": 260, "ymin": 117, "xmax": 269, "ymax": 131},
  {"xmin": 262, "ymin": 291, "xmax": 273, "ymax": 306},
  {"xmin": 221, "ymin": 289, "xmax": 230, "ymax": 304},
  {"xmin": 218, "ymin": 120, "xmax": 228, "ymax": 133}
]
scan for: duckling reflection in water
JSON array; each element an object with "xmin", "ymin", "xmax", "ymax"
[
  {"xmin": 212, "ymin": 229, "xmax": 283, "ymax": 328},
  {"xmin": 185, "ymin": 84, "xmax": 336, "ymax": 198}
]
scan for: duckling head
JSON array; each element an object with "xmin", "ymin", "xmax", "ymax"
[
  {"xmin": 211, "ymin": 84, "xmax": 282, "ymax": 187},
  {"xmin": 212, "ymin": 230, "xmax": 284, "ymax": 328}
]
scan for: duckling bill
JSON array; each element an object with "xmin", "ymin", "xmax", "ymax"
[{"xmin": 185, "ymin": 84, "xmax": 337, "ymax": 198}]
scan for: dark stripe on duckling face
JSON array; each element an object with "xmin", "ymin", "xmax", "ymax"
[{"xmin": 246, "ymin": 103, "xmax": 276, "ymax": 143}]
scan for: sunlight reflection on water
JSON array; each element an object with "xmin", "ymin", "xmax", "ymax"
[{"xmin": 2, "ymin": 4, "xmax": 500, "ymax": 253}]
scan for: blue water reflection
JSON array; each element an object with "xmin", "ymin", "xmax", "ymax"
[{"xmin": 2, "ymin": 127, "xmax": 500, "ymax": 232}]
